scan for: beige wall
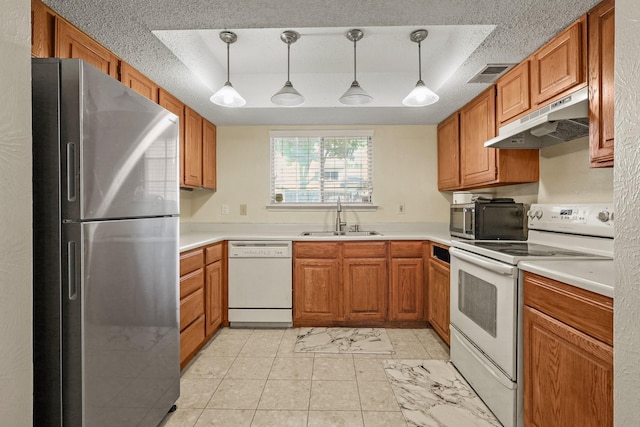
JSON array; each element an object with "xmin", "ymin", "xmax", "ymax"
[
  {"xmin": 0, "ymin": 0, "xmax": 33, "ymax": 423},
  {"xmin": 186, "ymin": 125, "xmax": 451, "ymax": 226}
]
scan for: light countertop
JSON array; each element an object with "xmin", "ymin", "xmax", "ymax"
[
  {"xmin": 519, "ymin": 259, "xmax": 614, "ymax": 298},
  {"xmin": 179, "ymin": 222, "xmax": 452, "ymax": 252}
]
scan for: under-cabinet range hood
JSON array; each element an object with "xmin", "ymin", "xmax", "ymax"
[{"xmin": 484, "ymin": 86, "xmax": 589, "ymax": 149}]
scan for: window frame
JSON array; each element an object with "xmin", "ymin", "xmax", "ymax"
[{"xmin": 268, "ymin": 130, "xmax": 376, "ymax": 210}]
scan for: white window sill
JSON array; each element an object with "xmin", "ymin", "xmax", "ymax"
[{"xmin": 266, "ymin": 204, "xmax": 378, "ymax": 211}]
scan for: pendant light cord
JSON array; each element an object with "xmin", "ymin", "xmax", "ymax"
[
  {"xmin": 417, "ymin": 40, "xmax": 422, "ymax": 82},
  {"xmin": 353, "ymin": 39, "xmax": 357, "ymax": 81},
  {"xmin": 226, "ymin": 41, "xmax": 231, "ymax": 84},
  {"xmin": 287, "ymin": 42, "xmax": 291, "ymax": 83}
]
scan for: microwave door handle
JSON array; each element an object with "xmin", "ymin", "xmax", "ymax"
[{"xmin": 450, "ymin": 248, "xmax": 516, "ymax": 277}]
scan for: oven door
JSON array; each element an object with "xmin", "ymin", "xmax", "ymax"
[{"xmin": 450, "ymin": 247, "xmax": 518, "ymax": 379}]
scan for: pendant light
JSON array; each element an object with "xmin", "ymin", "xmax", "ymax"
[
  {"xmin": 272, "ymin": 30, "xmax": 305, "ymax": 107},
  {"xmin": 403, "ymin": 29, "xmax": 439, "ymax": 107},
  {"xmin": 210, "ymin": 31, "xmax": 246, "ymax": 108},
  {"xmin": 339, "ymin": 29, "xmax": 372, "ymax": 105}
]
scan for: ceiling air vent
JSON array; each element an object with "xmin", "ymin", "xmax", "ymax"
[{"xmin": 467, "ymin": 64, "xmax": 516, "ymax": 84}]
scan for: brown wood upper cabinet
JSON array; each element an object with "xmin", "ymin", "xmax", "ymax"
[
  {"xmin": 55, "ymin": 18, "xmax": 119, "ymax": 79},
  {"xmin": 158, "ymin": 89, "xmax": 186, "ymax": 187},
  {"xmin": 436, "ymin": 112, "xmax": 460, "ymax": 191},
  {"xmin": 31, "ymin": 0, "xmax": 55, "ymax": 58},
  {"xmin": 496, "ymin": 61, "xmax": 531, "ymax": 126},
  {"xmin": 523, "ymin": 272, "xmax": 612, "ymax": 427},
  {"xmin": 202, "ymin": 119, "xmax": 218, "ymax": 189},
  {"xmin": 120, "ymin": 62, "xmax": 159, "ymax": 103},
  {"xmin": 184, "ymin": 107, "xmax": 204, "ymax": 188},
  {"xmin": 459, "ymin": 86, "xmax": 539, "ymax": 189},
  {"xmin": 588, "ymin": 0, "xmax": 615, "ymax": 168},
  {"xmin": 531, "ymin": 15, "xmax": 587, "ymax": 107}
]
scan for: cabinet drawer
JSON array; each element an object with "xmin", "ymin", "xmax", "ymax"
[
  {"xmin": 390, "ymin": 241, "xmax": 423, "ymax": 258},
  {"xmin": 180, "ymin": 314, "xmax": 205, "ymax": 365},
  {"xmin": 180, "ymin": 248, "xmax": 204, "ymax": 276},
  {"xmin": 294, "ymin": 242, "xmax": 340, "ymax": 258},
  {"xmin": 343, "ymin": 242, "xmax": 386, "ymax": 258},
  {"xmin": 180, "ymin": 267, "xmax": 204, "ymax": 299},
  {"xmin": 180, "ymin": 287, "xmax": 204, "ymax": 331},
  {"xmin": 523, "ymin": 272, "xmax": 613, "ymax": 345},
  {"xmin": 205, "ymin": 243, "xmax": 223, "ymax": 264}
]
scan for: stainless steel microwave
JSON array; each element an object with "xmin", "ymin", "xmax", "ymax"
[{"xmin": 450, "ymin": 201, "xmax": 527, "ymax": 240}]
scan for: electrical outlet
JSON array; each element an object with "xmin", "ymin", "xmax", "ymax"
[
  {"xmin": 221, "ymin": 204, "xmax": 229, "ymax": 215},
  {"xmin": 240, "ymin": 204, "xmax": 247, "ymax": 216},
  {"xmin": 398, "ymin": 203, "xmax": 405, "ymax": 214}
]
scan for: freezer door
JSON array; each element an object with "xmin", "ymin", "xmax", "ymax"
[
  {"xmin": 62, "ymin": 217, "xmax": 179, "ymax": 426},
  {"xmin": 57, "ymin": 59, "xmax": 179, "ymax": 220}
]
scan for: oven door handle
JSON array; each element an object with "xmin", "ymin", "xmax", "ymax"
[{"xmin": 450, "ymin": 247, "xmax": 516, "ymax": 277}]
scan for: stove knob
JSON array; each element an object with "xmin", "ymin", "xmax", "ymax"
[
  {"xmin": 535, "ymin": 209, "xmax": 543, "ymax": 219},
  {"xmin": 527, "ymin": 209, "xmax": 536, "ymax": 219},
  {"xmin": 597, "ymin": 210, "xmax": 610, "ymax": 222}
]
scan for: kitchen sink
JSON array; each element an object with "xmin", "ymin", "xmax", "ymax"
[{"xmin": 299, "ymin": 231, "xmax": 383, "ymax": 237}]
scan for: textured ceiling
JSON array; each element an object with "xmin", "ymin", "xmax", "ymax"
[{"xmin": 43, "ymin": 0, "xmax": 601, "ymax": 126}]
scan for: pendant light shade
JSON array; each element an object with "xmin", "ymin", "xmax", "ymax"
[
  {"xmin": 340, "ymin": 29, "xmax": 372, "ymax": 105},
  {"xmin": 402, "ymin": 29, "xmax": 439, "ymax": 107},
  {"xmin": 272, "ymin": 30, "xmax": 305, "ymax": 107},
  {"xmin": 210, "ymin": 31, "xmax": 246, "ymax": 108}
]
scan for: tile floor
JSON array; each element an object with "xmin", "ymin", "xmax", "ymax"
[{"xmin": 159, "ymin": 327, "xmax": 491, "ymax": 426}]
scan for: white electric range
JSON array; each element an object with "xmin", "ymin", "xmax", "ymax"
[{"xmin": 448, "ymin": 203, "xmax": 614, "ymax": 427}]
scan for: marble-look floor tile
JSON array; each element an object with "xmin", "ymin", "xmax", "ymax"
[
  {"xmin": 182, "ymin": 356, "xmax": 235, "ymax": 379},
  {"xmin": 239, "ymin": 340, "xmax": 281, "ymax": 357},
  {"xmin": 225, "ymin": 357, "xmax": 274, "ymax": 380},
  {"xmin": 216, "ymin": 328, "xmax": 254, "ymax": 338},
  {"xmin": 269, "ymin": 357, "xmax": 313, "ymax": 380},
  {"xmin": 194, "ymin": 409, "xmax": 255, "ymax": 426},
  {"xmin": 385, "ymin": 328, "xmax": 420, "ymax": 343},
  {"xmin": 354, "ymin": 358, "xmax": 389, "ymax": 381},
  {"xmin": 207, "ymin": 379, "xmax": 266, "ymax": 410},
  {"xmin": 250, "ymin": 329, "xmax": 286, "ymax": 340},
  {"xmin": 176, "ymin": 378, "xmax": 221, "ymax": 409},
  {"xmin": 362, "ymin": 411, "xmax": 408, "ymax": 427},
  {"xmin": 391, "ymin": 342, "xmax": 430, "ymax": 359},
  {"xmin": 312, "ymin": 356, "xmax": 356, "ymax": 380},
  {"xmin": 258, "ymin": 379, "xmax": 311, "ymax": 410},
  {"xmin": 251, "ymin": 410, "xmax": 308, "ymax": 427},
  {"xmin": 384, "ymin": 360, "xmax": 500, "ymax": 427},
  {"xmin": 358, "ymin": 380, "xmax": 402, "ymax": 411},
  {"xmin": 159, "ymin": 408, "xmax": 202, "ymax": 427},
  {"xmin": 276, "ymin": 337, "xmax": 315, "ymax": 358},
  {"xmin": 200, "ymin": 338, "xmax": 246, "ymax": 357},
  {"xmin": 296, "ymin": 328, "xmax": 394, "ymax": 354},
  {"xmin": 309, "ymin": 380, "xmax": 360, "ymax": 410},
  {"xmin": 307, "ymin": 410, "xmax": 364, "ymax": 427}
]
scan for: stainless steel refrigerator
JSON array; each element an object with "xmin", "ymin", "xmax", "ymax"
[{"xmin": 32, "ymin": 58, "xmax": 180, "ymax": 426}]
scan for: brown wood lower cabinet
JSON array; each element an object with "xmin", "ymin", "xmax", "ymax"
[
  {"xmin": 427, "ymin": 243, "xmax": 450, "ymax": 345},
  {"xmin": 293, "ymin": 241, "xmax": 433, "ymax": 327},
  {"xmin": 523, "ymin": 272, "xmax": 613, "ymax": 427},
  {"xmin": 179, "ymin": 242, "xmax": 226, "ymax": 369}
]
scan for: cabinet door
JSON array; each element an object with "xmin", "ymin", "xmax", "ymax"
[
  {"xmin": 437, "ymin": 112, "xmax": 461, "ymax": 191},
  {"xmin": 31, "ymin": 0, "xmax": 55, "ymax": 58},
  {"xmin": 531, "ymin": 17, "xmax": 586, "ymax": 106},
  {"xmin": 460, "ymin": 86, "xmax": 497, "ymax": 187},
  {"xmin": 205, "ymin": 259, "xmax": 223, "ymax": 337},
  {"xmin": 183, "ymin": 107, "xmax": 203, "ymax": 188},
  {"xmin": 202, "ymin": 119, "xmax": 217, "ymax": 190},
  {"xmin": 588, "ymin": 0, "xmax": 615, "ymax": 168},
  {"xmin": 427, "ymin": 258, "xmax": 450, "ymax": 345},
  {"xmin": 120, "ymin": 62, "xmax": 158, "ymax": 102},
  {"xmin": 496, "ymin": 61, "xmax": 530, "ymax": 125},
  {"xmin": 390, "ymin": 258, "xmax": 424, "ymax": 321},
  {"xmin": 344, "ymin": 258, "xmax": 387, "ymax": 321},
  {"xmin": 524, "ymin": 306, "xmax": 613, "ymax": 427},
  {"xmin": 55, "ymin": 18, "xmax": 118, "ymax": 79},
  {"xmin": 158, "ymin": 89, "xmax": 185, "ymax": 187},
  {"xmin": 293, "ymin": 258, "xmax": 341, "ymax": 322}
]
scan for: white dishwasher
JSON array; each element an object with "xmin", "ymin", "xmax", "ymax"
[{"xmin": 227, "ymin": 241, "xmax": 293, "ymax": 328}]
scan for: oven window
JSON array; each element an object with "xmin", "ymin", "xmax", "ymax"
[{"xmin": 458, "ymin": 270, "xmax": 497, "ymax": 337}]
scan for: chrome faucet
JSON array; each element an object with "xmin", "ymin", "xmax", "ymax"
[{"xmin": 335, "ymin": 197, "xmax": 347, "ymax": 232}]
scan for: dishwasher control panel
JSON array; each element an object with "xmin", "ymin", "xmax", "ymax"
[{"xmin": 228, "ymin": 241, "xmax": 292, "ymax": 258}]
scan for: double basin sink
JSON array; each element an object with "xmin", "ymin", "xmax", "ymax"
[{"xmin": 299, "ymin": 230, "xmax": 382, "ymax": 237}]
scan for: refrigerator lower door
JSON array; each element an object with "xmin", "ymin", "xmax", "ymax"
[{"xmin": 62, "ymin": 216, "xmax": 179, "ymax": 426}]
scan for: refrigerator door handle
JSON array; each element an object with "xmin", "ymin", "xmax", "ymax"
[
  {"xmin": 67, "ymin": 241, "xmax": 78, "ymax": 300},
  {"xmin": 66, "ymin": 142, "xmax": 77, "ymax": 202}
]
